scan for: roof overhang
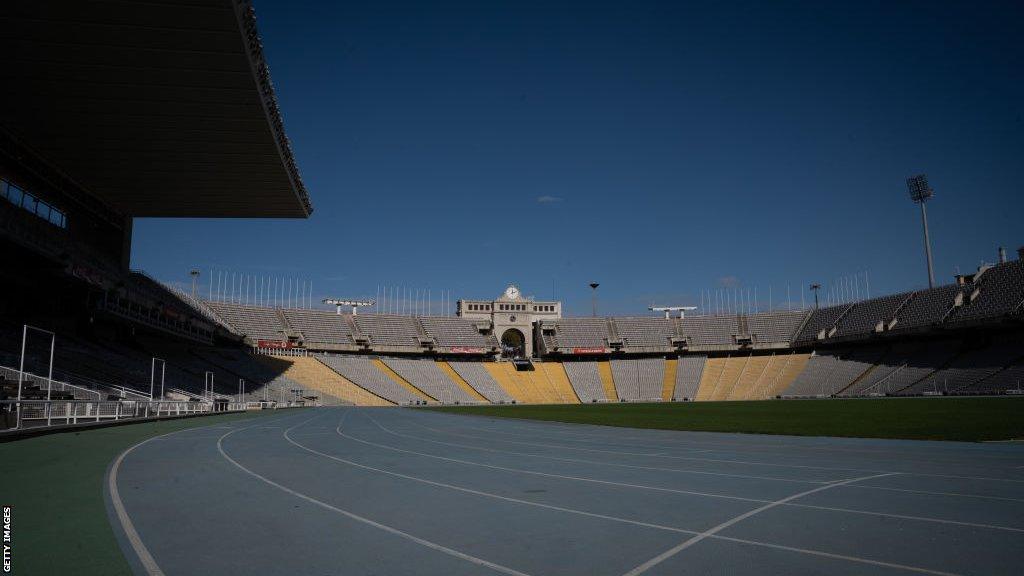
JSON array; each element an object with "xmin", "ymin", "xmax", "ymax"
[{"xmin": 0, "ymin": 0, "xmax": 312, "ymax": 218}]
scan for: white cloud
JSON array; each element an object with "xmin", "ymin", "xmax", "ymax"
[{"xmin": 536, "ymin": 195, "xmax": 563, "ymax": 204}]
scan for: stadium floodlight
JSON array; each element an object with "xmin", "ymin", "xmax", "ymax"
[
  {"xmin": 589, "ymin": 282, "xmax": 600, "ymax": 317},
  {"xmin": 809, "ymin": 284, "xmax": 821, "ymax": 310},
  {"xmin": 189, "ymin": 269, "xmax": 201, "ymax": 297},
  {"xmin": 323, "ymin": 298, "xmax": 374, "ymax": 315},
  {"xmin": 906, "ymin": 174, "xmax": 936, "ymax": 289},
  {"xmin": 649, "ymin": 306, "xmax": 698, "ymax": 319}
]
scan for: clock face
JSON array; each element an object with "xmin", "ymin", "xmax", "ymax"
[{"xmin": 505, "ymin": 285, "xmax": 520, "ymax": 299}]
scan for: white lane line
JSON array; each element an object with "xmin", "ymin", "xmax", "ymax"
[
  {"xmin": 218, "ymin": 412, "xmax": 532, "ymax": 576},
  {"xmin": 285, "ymin": 412, "xmax": 961, "ymax": 576},
  {"xmin": 844, "ymin": 483, "xmax": 1024, "ymax": 504},
  {"xmin": 109, "ymin": 436, "xmax": 171, "ymax": 576},
  {"xmin": 396, "ymin": 419, "xmax": 830, "ymax": 484},
  {"xmin": 108, "ymin": 411, "xmax": 304, "ymax": 576},
  {"xmin": 409, "ymin": 414, "xmax": 1024, "ymax": 484},
  {"xmin": 419, "ymin": 412, "xmax": 1023, "ymax": 463},
  {"xmin": 620, "ymin": 473, "xmax": 897, "ymax": 576},
  {"xmin": 369, "ymin": 414, "xmax": 1024, "ymax": 533},
  {"xmin": 407, "ymin": 417, "xmax": 882, "ymax": 474}
]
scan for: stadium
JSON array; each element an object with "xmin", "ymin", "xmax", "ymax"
[{"xmin": 2, "ymin": 1, "xmax": 1023, "ymax": 575}]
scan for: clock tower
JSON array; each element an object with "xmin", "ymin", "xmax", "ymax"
[{"xmin": 456, "ymin": 285, "xmax": 561, "ymax": 358}]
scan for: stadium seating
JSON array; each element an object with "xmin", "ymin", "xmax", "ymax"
[
  {"xmin": 382, "ymin": 357, "xmax": 478, "ymax": 404},
  {"xmin": 259, "ymin": 355, "xmax": 391, "ymax": 405},
  {"xmin": 968, "ymin": 361, "xmax": 1024, "ymax": 393},
  {"xmin": 661, "ymin": 358, "xmax": 677, "ymax": 400},
  {"xmin": 483, "ymin": 362, "xmax": 578, "ymax": 404},
  {"xmin": 447, "ymin": 361, "xmax": 515, "ymax": 403},
  {"xmin": 597, "ymin": 360, "xmax": 618, "ymax": 400},
  {"xmin": 614, "ymin": 318, "xmax": 676, "ymax": 348},
  {"xmin": 795, "ymin": 304, "xmax": 853, "ymax": 342},
  {"xmin": 726, "ymin": 354, "xmax": 772, "ymax": 400},
  {"xmin": 904, "ymin": 338, "xmax": 1023, "ymax": 394},
  {"xmin": 833, "ymin": 292, "xmax": 913, "ymax": 338},
  {"xmin": 436, "ymin": 362, "xmax": 490, "ymax": 402},
  {"xmin": 679, "ymin": 315, "xmax": 737, "ymax": 347},
  {"xmin": 418, "ymin": 317, "xmax": 492, "ymax": 348},
  {"xmin": 317, "ymin": 355, "xmax": 430, "ymax": 404},
  {"xmin": 744, "ymin": 310, "xmax": 811, "ymax": 343},
  {"xmin": 282, "ymin": 309, "xmax": 356, "ymax": 345},
  {"xmin": 206, "ymin": 302, "xmax": 287, "ymax": 341},
  {"xmin": 563, "ymin": 361, "xmax": 606, "ymax": 402},
  {"xmin": 890, "ymin": 286, "xmax": 964, "ymax": 331},
  {"xmin": 948, "ymin": 261, "xmax": 1024, "ymax": 323},
  {"xmin": 784, "ymin": 348, "xmax": 882, "ymax": 397},
  {"xmin": 673, "ymin": 355, "xmax": 705, "ymax": 400},
  {"xmin": 352, "ymin": 315, "xmax": 422, "ymax": 347},
  {"xmin": 610, "ymin": 358, "xmax": 665, "ymax": 401},
  {"xmin": 845, "ymin": 340, "xmax": 960, "ymax": 396},
  {"xmin": 544, "ymin": 318, "xmax": 609, "ymax": 349}
]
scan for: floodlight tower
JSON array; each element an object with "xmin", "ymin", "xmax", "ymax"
[
  {"xmin": 809, "ymin": 283, "xmax": 821, "ymax": 310},
  {"xmin": 906, "ymin": 174, "xmax": 936, "ymax": 289},
  {"xmin": 589, "ymin": 282, "xmax": 600, "ymax": 317},
  {"xmin": 189, "ymin": 269, "xmax": 201, "ymax": 297}
]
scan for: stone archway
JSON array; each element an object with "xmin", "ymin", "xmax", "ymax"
[{"xmin": 500, "ymin": 328, "xmax": 525, "ymax": 358}]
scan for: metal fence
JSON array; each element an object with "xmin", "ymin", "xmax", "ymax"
[{"xmin": 0, "ymin": 399, "xmax": 248, "ymax": 430}]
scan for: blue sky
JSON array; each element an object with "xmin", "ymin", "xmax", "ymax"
[{"xmin": 133, "ymin": 0, "xmax": 1023, "ymax": 316}]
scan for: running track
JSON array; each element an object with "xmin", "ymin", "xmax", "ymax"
[{"xmin": 107, "ymin": 407, "xmax": 1024, "ymax": 575}]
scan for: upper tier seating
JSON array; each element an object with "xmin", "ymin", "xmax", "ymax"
[
  {"xmin": 890, "ymin": 285, "xmax": 964, "ymax": 331},
  {"xmin": 949, "ymin": 261, "xmax": 1024, "ymax": 323},
  {"xmin": 448, "ymin": 361, "xmax": 515, "ymax": 403},
  {"xmin": 282, "ymin": 309, "xmax": 355, "ymax": 345},
  {"xmin": 205, "ymin": 302, "xmax": 286, "ymax": 341},
  {"xmin": 678, "ymin": 315, "xmax": 737, "ymax": 347},
  {"xmin": 382, "ymin": 357, "xmax": 476, "ymax": 403},
  {"xmin": 795, "ymin": 304, "xmax": 853, "ymax": 342},
  {"xmin": 353, "ymin": 315, "xmax": 421, "ymax": 347},
  {"xmin": 615, "ymin": 318, "xmax": 676, "ymax": 348},
  {"xmin": 833, "ymin": 292, "xmax": 913, "ymax": 338},
  {"xmin": 418, "ymin": 317, "xmax": 490, "ymax": 348},
  {"xmin": 546, "ymin": 318, "xmax": 609, "ymax": 348},
  {"xmin": 744, "ymin": 310, "xmax": 810, "ymax": 343},
  {"xmin": 562, "ymin": 361, "xmax": 606, "ymax": 402}
]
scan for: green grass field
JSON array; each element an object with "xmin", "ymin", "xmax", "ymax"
[
  {"xmin": 0, "ymin": 410, "xmax": 283, "ymax": 576},
  {"xmin": 432, "ymin": 397, "xmax": 1024, "ymax": 442}
]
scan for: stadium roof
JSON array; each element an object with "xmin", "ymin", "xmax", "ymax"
[{"xmin": 0, "ymin": 0, "xmax": 312, "ymax": 218}]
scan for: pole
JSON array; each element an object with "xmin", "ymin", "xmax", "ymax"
[
  {"xmin": 47, "ymin": 331, "xmax": 54, "ymax": 401},
  {"xmin": 920, "ymin": 202, "xmax": 935, "ymax": 288}
]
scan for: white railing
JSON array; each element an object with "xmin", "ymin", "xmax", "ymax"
[{"xmin": 1, "ymin": 400, "xmax": 249, "ymax": 430}]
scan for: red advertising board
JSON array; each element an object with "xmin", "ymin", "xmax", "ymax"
[
  {"xmin": 257, "ymin": 339, "xmax": 295, "ymax": 349},
  {"xmin": 449, "ymin": 347, "xmax": 485, "ymax": 354},
  {"xmin": 571, "ymin": 347, "xmax": 606, "ymax": 354}
]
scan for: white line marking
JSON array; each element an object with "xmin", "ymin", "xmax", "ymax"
[
  {"xmin": 620, "ymin": 473, "xmax": 896, "ymax": 576},
  {"xmin": 393, "ymin": 417, "xmax": 831, "ymax": 485},
  {"xmin": 218, "ymin": 413, "xmax": 532, "ymax": 576},
  {"xmin": 109, "ymin": 436, "xmax": 170, "ymax": 576},
  {"xmin": 411, "ymin": 413, "xmax": 1024, "ymax": 484},
  {"xmin": 844, "ymin": 483, "xmax": 1024, "ymax": 503},
  {"xmin": 369, "ymin": 413, "xmax": 1024, "ymax": 533},
  {"xmin": 108, "ymin": 411, "xmax": 301, "ymax": 576},
  {"xmin": 283, "ymin": 411, "xmax": 962, "ymax": 576}
]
